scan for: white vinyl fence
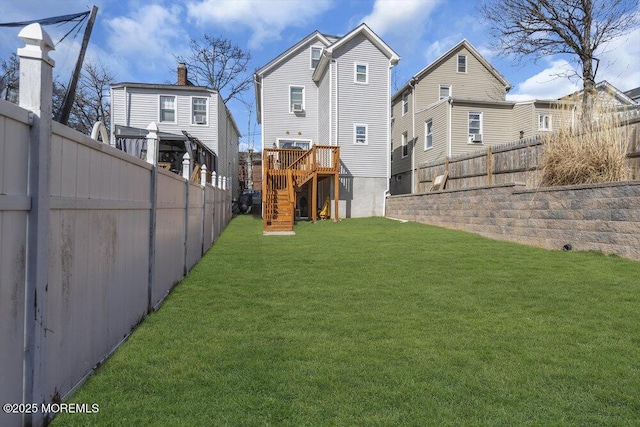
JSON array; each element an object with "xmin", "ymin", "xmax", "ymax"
[{"xmin": 0, "ymin": 24, "xmax": 231, "ymax": 427}]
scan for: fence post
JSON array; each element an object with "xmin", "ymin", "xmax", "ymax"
[
  {"xmin": 145, "ymin": 122, "xmax": 159, "ymax": 166},
  {"xmin": 146, "ymin": 123, "xmax": 159, "ymax": 313},
  {"xmin": 200, "ymin": 164, "xmax": 207, "ymax": 186},
  {"xmin": 18, "ymin": 23, "xmax": 54, "ymax": 427},
  {"xmin": 487, "ymin": 146, "xmax": 493, "ymax": 185},
  {"xmin": 182, "ymin": 152, "xmax": 191, "ymax": 180}
]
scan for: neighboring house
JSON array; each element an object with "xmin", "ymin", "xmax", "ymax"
[
  {"xmin": 390, "ymin": 40, "xmax": 569, "ymax": 195},
  {"xmin": 254, "ymin": 23, "xmax": 399, "ymax": 228},
  {"xmin": 625, "ymin": 86, "xmax": 640, "ymax": 104},
  {"xmin": 562, "ymin": 80, "xmax": 640, "ymax": 115},
  {"xmin": 238, "ymin": 150, "xmax": 263, "ymax": 193},
  {"xmin": 110, "ymin": 63, "xmax": 241, "ymax": 194}
]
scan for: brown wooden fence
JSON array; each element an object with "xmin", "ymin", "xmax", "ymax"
[{"xmin": 417, "ymin": 117, "xmax": 640, "ymax": 192}]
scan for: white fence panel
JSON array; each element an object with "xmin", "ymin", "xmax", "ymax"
[
  {"xmin": 46, "ymin": 125, "xmax": 152, "ymax": 404},
  {"xmin": 0, "ymin": 24, "xmax": 233, "ymax": 427},
  {"xmin": 0, "ymin": 100, "xmax": 31, "ymax": 427},
  {"xmin": 187, "ymin": 182, "xmax": 204, "ymax": 270},
  {"xmin": 204, "ymin": 185, "xmax": 215, "ymax": 250},
  {"xmin": 152, "ymin": 169, "xmax": 187, "ymax": 308}
]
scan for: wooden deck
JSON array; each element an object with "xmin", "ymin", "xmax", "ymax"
[{"xmin": 262, "ymin": 146, "xmax": 340, "ymax": 232}]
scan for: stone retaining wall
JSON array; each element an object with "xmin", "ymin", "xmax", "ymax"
[{"xmin": 386, "ymin": 181, "xmax": 640, "ymax": 260}]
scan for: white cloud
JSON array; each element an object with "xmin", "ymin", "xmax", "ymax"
[
  {"xmin": 106, "ymin": 4, "xmax": 187, "ymax": 64},
  {"xmin": 360, "ymin": 0, "xmax": 441, "ymax": 38},
  {"xmin": 596, "ymin": 25, "xmax": 640, "ymax": 92},
  {"xmin": 186, "ymin": 0, "xmax": 333, "ymax": 49},
  {"xmin": 507, "ymin": 59, "xmax": 581, "ymax": 101}
]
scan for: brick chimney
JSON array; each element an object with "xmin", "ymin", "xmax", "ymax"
[{"xmin": 177, "ymin": 63, "xmax": 187, "ymax": 86}]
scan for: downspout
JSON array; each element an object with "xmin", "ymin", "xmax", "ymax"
[
  {"xmin": 329, "ymin": 58, "xmax": 333, "ymax": 145},
  {"xmin": 411, "ymin": 79, "xmax": 416, "ymax": 193},
  {"xmin": 384, "ymin": 62, "xmax": 392, "ymax": 217},
  {"xmin": 447, "ymin": 97, "xmax": 453, "ymax": 157},
  {"xmin": 335, "ymin": 59, "xmax": 339, "ymax": 147},
  {"xmin": 124, "ymin": 86, "xmax": 129, "ymax": 127}
]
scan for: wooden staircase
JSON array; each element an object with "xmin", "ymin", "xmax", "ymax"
[{"xmin": 263, "ymin": 146, "xmax": 340, "ymax": 233}]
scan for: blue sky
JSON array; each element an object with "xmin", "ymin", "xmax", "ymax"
[{"xmin": 2, "ymin": 0, "xmax": 639, "ymax": 151}]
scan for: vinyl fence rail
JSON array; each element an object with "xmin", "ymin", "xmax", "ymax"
[{"xmin": 0, "ymin": 24, "xmax": 231, "ymax": 427}]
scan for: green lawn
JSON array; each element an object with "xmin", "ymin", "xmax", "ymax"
[{"xmin": 53, "ymin": 215, "xmax": 640, "ymax": 426}]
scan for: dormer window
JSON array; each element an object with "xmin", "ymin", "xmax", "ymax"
[
  {"xmin": 457, "ymin": 54, "xmax": 467, "ymax": 73},
  {"xmin": 311, "ymin": 47, "xmax": 322, "ymax": 69}
]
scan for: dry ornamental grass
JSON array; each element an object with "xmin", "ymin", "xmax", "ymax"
[{"xmin": 541, "ymin": 99, "xmax": 631, "ymax": 186}]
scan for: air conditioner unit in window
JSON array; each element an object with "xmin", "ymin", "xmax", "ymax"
[
  {"xmin": 194, "ymin": 114, "xmax": 206, "ymax": 124},
  {"xmin": 469, "ymin": 133, "xmax": 482, "ymax": 143},
  {"xmin": 292, "ymin": 103, "xmax": 303, "ymax": 113}
]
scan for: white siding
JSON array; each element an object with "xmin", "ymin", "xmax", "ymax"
[
  {"xmin": 317, "ymin": 66, "xmax": 331, "ymax": 146},
  {"xmin": 334, "ymin": 34, "xmax": 389, "ymax": 179},
  {"xmin": 262, "ymin": 40, "xmax": 325, "ymax": 147}
]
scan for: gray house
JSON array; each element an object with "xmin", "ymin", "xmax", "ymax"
[
  {"xmin": 254, "ymin": 23, "xmax": 399, "ymax": 226},
  {"xmin": 110, "ymin": 64, "xmax": 241, "ymax": 193}
]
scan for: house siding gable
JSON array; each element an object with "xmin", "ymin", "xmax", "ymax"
[
  {"xmin": 415, "ymin": 46, "xmax": 507, "ymax": 109},
  {"xmin": 261, "ymin": 40, "xmax": 325, "ymax": 147}
]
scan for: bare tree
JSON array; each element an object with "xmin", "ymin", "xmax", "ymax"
[
  {"xmin": 0, "ymin": 53, "xmax": 20, "ymax": 102},
  {"xmin": 54, "ymin": 60, "xmax": 115, "ymax": 135},
  {"xmin": 480, "ymin": 0, "xmax": 639, "ymax": 112},
  {"xmin": 175, "ymin": 34, "xmax": 252, "ymax": 103}
]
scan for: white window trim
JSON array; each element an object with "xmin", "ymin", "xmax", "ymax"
[
  {"xmin": 538, "ymin": 113, "xmax": 553, "ymax": 131},
  {"xmin": 439, "ymin": 84, "xmax": 451, "ymax": 100},
  {"xmin": 354, "ymin": 124, "xmax": 368, "ymax": 145},
  {"xmin": 402, "ymin": 92, "xmax": 409, "ymax": 116},
  {"xmin": 401, "ymin": 131, "xmax": 408, "ymax": 158},
  {"xmin": 276, "ymin": 138, "xmax": 313, "ymax": 149},
  {"xmin": 310, "ymin": 46, "xmax": 322, "ymax": 70},
  {"xmin": 425, "ymin": 119, "xmax": 433, "ymax": 150},
  {"xmin": 354, "ymin": 62, "xmax": 369, "ymax": 84},
  {"xmin": 468, "ymin": 111, "xmax": 483, "ymax": 144},
  {"xmin": 289, "ymin": 85, "xmax": 305, "ymax": 113},
  {"xmin": 191, "ymin": 96, "xmax": 209, "ymax": 126},
  {"xmin": 457, "ymin": 54, "xmax": 467, "ymax": 73},
  {"xmin": 159, "ymin": 94, "xmax": 176, "ymax": 124}
]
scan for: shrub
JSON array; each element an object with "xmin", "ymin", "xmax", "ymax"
[{"xmin": 540, "ymin": 99, "xmax": 631, "ymax": 186}]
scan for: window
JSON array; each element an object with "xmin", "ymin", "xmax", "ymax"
[
  {"xmin": 160, "ymin": 95, "xmax": 175, "ymax": 122},
  {"xmin": 402, "ymin": 92, "xmax": 409, "ymax": 115},
  {"xmin": 457, "ymin": 54, "xmax": 467, "ymax": 73},
  {"xmin": 290, "ymin": 86, "xmax": 304, "ymax": 113},
  {"xmin": 439, "ymin": 85, "xmax": 451, "ymax": 100},
  {"xmin": 355, "ymin": 63, "xmax": 368, "ymax": 83},
  {"xmin": 425, "ymin": 120, "xmax": 433, "ymax": 150},
  {"xmin": 311, "ymin": 47, "xmax": 322, "ymax": 69},
  {"xmin": 402, "ymin": 131, "xmax": 408, "ymax": 157},
  {"xmin": 538, "ymin": 113, "xmax": 552, "ymax": 131},
  {"xmin": 468, "ymin": 112, "xmax": 482, "ymax": 143},
  {"xmin": 354, "ymin": 124, "xmax": 367, "ymax": 144},
  {"xmin": 278, "ymin": 140, "xmax": 311, "ymax": 150},
  {"xmin": 192, "ymin": 97, "xmax": 207, "ymax": 125}
]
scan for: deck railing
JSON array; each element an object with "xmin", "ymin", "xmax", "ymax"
[{"xmin": 262, "ymin": 146, "xmax": 340, "ymax": 231}]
